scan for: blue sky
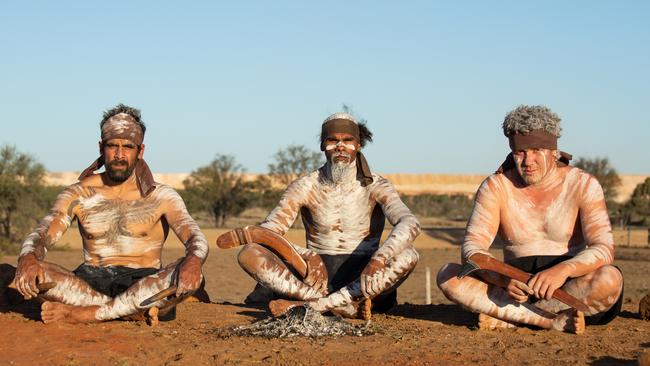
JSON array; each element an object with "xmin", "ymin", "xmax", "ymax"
[{"xmin": 1, "ymin": 1, "xmax": 648, "ymax": 174}]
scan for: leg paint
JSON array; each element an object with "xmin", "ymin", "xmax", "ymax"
[
  {"xmin": 437, "ymin": 263, "xmax": 585, "ymax": 333},
  {"xmin": 42, "ymin": 261, "xmax": 191, "ymax": 323},
  {"xmin": 37, "ymin": 262, "xmax": 111, "ymax": 306},
  {"xmin": 238, "ymin": 244, "xmax": 321, "ymax": 301},
  {"xmin": 535, "ymin": 264, "xmax": 623, "ymax": 315},
  {"xmin": 306, "ymin": 246, "xmax": 418, "ymax": 317},
  {"xmin": 94, "ymin": 262, "xmax": 183, "ymax": 321}
]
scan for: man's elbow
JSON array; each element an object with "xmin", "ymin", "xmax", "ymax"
[{"xmin": 404, "ymin": 214, "xmax": 421, "ymax": 239}]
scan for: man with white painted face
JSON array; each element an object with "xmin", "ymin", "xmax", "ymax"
[
  {"xmin": 238, "ymin": 112, "xmax": 420, "ymax": 319},
  {"xmin": 9, "ymin": 104, "xmax": 209, "ymax": 324},
  {"xmin": 436, "ymin": 105, "xmax": 623, "ymax": 334}
]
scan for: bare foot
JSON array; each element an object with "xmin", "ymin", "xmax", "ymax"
[
  {"xmin": 358, "ymin": 298, "xmax": 372, "ymax": 320},
  {"xmin": 478, "ymin": 313, "xmax": 517, "ymax": 330},
  {"xmin": 268, "ymin": 299, "xmax": 306, "ymax": 317},
  {"xmin": 41, "ymin": 301, "xmax": 99, "ymax": 324},
  {"xmin": 331, "ymin": 298, "xmax": 373, "ymax": 320},
  {"xmin": 147, "ymin": 306, "xmax": 159, "ymax": 326},
  {"xmin": 551, "ymin": 309, "xmax": 585, "ymax": 334}
]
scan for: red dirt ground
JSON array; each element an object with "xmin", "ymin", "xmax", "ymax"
[{"xmin": 1, "ymin": 246, "xmax": 649, "ymax": 366}]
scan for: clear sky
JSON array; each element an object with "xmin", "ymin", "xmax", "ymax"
[{"xmin": 1, "ymin": 1, "xmax": 648, "ymax": 175}]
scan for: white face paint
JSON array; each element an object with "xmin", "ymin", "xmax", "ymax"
[
  {"xmin": 513, "ymin": 149, "xmax": 556, "ymax": 186},
  {"xmin": 325, "ymin": 141, "xmax": 357, "ymax": 151}
]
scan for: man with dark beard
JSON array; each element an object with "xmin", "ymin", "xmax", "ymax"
[
  {"xmin": 237, "ymin": 112, "xmax": 420, "ymax": 319},
  {"xmin": 8, "ymin": 104, "xmax": 209, "ymax": 324}
]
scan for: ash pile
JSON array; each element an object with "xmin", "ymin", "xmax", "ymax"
[{"xmin": 232, "ymin": 306, "xmax": 374, "ymax": 338}]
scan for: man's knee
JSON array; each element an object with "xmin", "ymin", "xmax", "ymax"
[
  {"xmin": 436, "ymin": 263, "xmax": 462, "ymax": 295},
  {"xmin": 237, "ymin": 243, "xmax": 265, "ymax": 271},
  {"xmin": 592, "ymin": 265, "xmax": 624, "ymax": 296},
  {"xmin": 596, "ymin": 265, "xmax": 623, "ymax": 284}
]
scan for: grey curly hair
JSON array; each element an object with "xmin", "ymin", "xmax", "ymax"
[{"xmin": 502, "ymin": 105, "xmax": 562, "ymax": 138}]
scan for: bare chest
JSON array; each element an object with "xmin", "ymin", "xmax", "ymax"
[
  {"xmin": 75, "ymin": 194, "xmax": 163, "ymax": 243},
  {"xmin": 305, "ymin": 184, "xmax": 375, "ymax": 230},
  {"xmin": 500, "ymin": 187, "xmax": 581, "ymax": 244}
]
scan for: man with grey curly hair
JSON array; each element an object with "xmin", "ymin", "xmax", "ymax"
[{"xmin": 437, "ymin": 105, "xmax": 623, "ymax": 334}]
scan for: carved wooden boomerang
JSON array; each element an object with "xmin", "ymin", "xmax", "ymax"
[
  {"xmin": 216, "ymin": 225, "xmax": 308, "ymax": 278},
  {"xmin": 140, "ymin": 285, "xmax": 178, "ymax": 307},
  {"xmin": 8, "ymin": 281, "xmax": 57, "ymax": 293},
  {"xmin": 458, "ymin": 253, "xmax": 590, "ymax": 312}
]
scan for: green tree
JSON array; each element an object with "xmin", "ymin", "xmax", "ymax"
[
  {"xmin": 618, "ymin": 178, "xmax": 650, "ymax": 226},
  {"xmin": 0, "ymin": 145, "xmax": 47, "ymax": 255},
  {"xmin": 268, "ymin": 145, "xmax": 323, "ymax": 186},
  {"xmin": 574, "ymin": 157, "xmax": 622, "ymax": 203},
  {"xmin": 247, "ymin": 175, "xmax": 283, "ymax": 211},
  {"xmin": 182, "ymin": 155, "xmax": 254, "ymax": 227}
]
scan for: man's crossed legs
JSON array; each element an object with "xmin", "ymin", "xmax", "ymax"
[
  {"xmin": 437, "ymin": 256, "xmax": 623, "ymax": 334},
  {"xmin": 238, "ymin": 243, "xmax": 419, "ymax": 319},
  {"xmin": 9, "ymin": 260, "xmax": 199, "ymax": 324}
]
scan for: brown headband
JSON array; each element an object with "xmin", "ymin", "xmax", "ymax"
[
  {"xmin": 101, "ymin": 113, "xmax": 144, "ymax": 145},
  {"xmin": 320, "ymin": 119, "xmax": 360, "ymax": 151},
  {"xmin": 320, "ymin": 118, "xmax": 373, "ymax": 186},
  {"xmin": 78, "ymin": 114, "xmax": 155, "ymax": 197},
  {"xmin": 496, "ymin": 151, "xmax": 573, "ymax": 174},
  {"xmin": 508, "ymin": 129, "xmax": 558, "ymax": 152}
]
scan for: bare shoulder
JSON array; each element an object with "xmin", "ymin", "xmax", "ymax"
[
  {"xmin": 287, "ymin": 169, "xmax": 320, "ymax": 192},
  {"xmin": 368, "ymin": 174, "xmax": 400, "ymax": 203},
  {"xmin": 563, "ymin": 165, "xmax": 591, "ymax": 179},
  {"xmin": 151, "ymin": 183, "xmax": 182, "ymax": 200},
  {"xmin": 562, "ymin": 166, "xmax": 601, "ymax": 188},
  {"xmin": 78, "ymin": 173, "xmax": 104, "ymax": 189},
  {"xmin": 563, "ymin": 166, "xmax": 606, "ymax": 202},
  {"xmin": 369, "ymin": 174, "xmax": 395, "ymax": 191},
  {"xmin": 479, "ymin": 172, "xmax": 510, "ymax": 193}
]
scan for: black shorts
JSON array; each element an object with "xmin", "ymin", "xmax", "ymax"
[
  {"xmin": 73, "ymin": 264, "xmax": 159, "ymax": 297},
  {"xmin": 506, "ymin": 256, "xmax": 623, "ymax": 325},
  {"xmin": 319, "ymin": 254, "xmax": 397, "ymax": 313},
  {"xmin": 73, "ymin": 264, "xmax": 176, "ymax": 320}
]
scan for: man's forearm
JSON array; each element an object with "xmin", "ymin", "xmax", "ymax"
[
  {"xmin": 562, "ymin": 248, "xmax": 612, "ymax": 278},
  {"xmin": 184, "ymin": 235, "xmax": 209, "ymax": 263},
  {"xmin": 374, "ymin": 215, "xmax": 420, "ymax": 261},
  {"xmin": 20, "ymin": 229, "xmax": 53, "ymax": 261}
]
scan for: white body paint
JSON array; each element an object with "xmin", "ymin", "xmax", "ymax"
[
  {"xmin": 18, "ymin": 179, "xmax": 208, "ymax": 321},
  {"xmin": 463, "ymin": 167, "xmax": 614, "ymax": 267},
  {"xmin": 437, "ymin": 166, "xmax": 622, "ymax": 331},
  {"xmin": 20, "ymin": 183, "xmax": 208, "ymax": 267},
  {"xmin": 244, "ymin": 162, "xmax": 420, "ymax": 311},
  {"xmin": 261, "ymin": 163, "xmax": 420, "ymax": 259}
]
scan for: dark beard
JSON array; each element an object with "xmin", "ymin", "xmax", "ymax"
[{"xmin": 105, "ymin": 160, "xmax": 136, "ymax": 182}]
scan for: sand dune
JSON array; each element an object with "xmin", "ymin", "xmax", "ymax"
[{"xmin": 45, "ymin": 171, "xmax": 648, "ymax": 203}]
